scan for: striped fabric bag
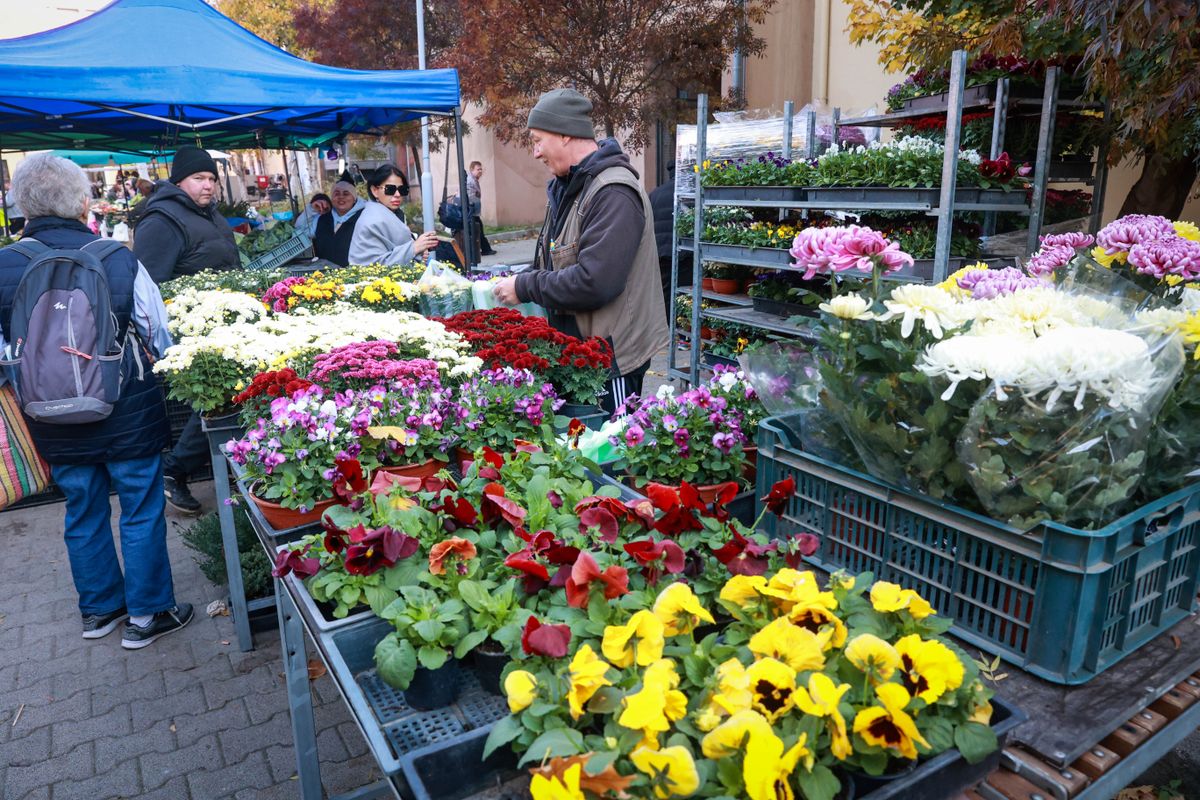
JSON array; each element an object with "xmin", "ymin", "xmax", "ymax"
[{"xmin": 0, "ymin": 383, "xmax": 50, "ymax": 509}]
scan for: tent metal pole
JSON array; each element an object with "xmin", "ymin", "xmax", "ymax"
[
  {"xmin": 280, "ymin": 143, "xmax": 298, "ymax": 218},
  {"xmin": 0, "ymin": 136, "xmax": 9, "ymax": 236},
  {"xmin": 454, "ymin": 109, "xmax": 474, "ymax": 269},
  {"xmin": 416, "ymin": 0, "xmax": 435, "ymax": 232}
]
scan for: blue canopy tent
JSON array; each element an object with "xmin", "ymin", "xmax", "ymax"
[{"xmin": 0, "ymin": 0, "xmax": 474, "ymax": 263}]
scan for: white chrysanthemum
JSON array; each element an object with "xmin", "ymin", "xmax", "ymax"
[
  {"xmin": 969, "ymin": 287, "xmax": 1090, "ymax": 337},
  {"xmin": 918, "ymin": 332, "xmax": 1032, "ymax": 399},
  {"xmin": 819, "ymin": 294, "xmax": 875, "ymax": 321},
  {"xmin": 1179, "ymin": 287, "xmax": 1200, "ymax": 313},
  {"xmin": 1131, "ymin": 307, "xmax": 1190, "ymax": 336},
  {"xmin": 165, "ymin": 288, "xmax": 267, "ymax": 338},
  {"xmin": 877, "ymin": 284, "xmax": 961, "ymax": 338}
]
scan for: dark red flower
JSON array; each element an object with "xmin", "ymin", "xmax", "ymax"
[
  {"xmin": 565, "ymin": 551, "xmax": 629, "ymax": 608},
  {"xmin": 272, "ymin": 546, "xmax": 319, "ymax": 579},
  {"xmin": 343, "ymin": 524, "xmax": 420, "ymax": 576},
  {"xmin": 784, "ymin": 533, "xmax": 821, "ymax": 568},
  {"xmin": 481, "ymin": 483, "xmax": 527, "ymax": 528},
  {"xmin": 331, "ymin": 458, "xmax": 367, "ymax": 501},
  {"xmin": 579, "ymin": 507, "xmax": 619, "ymax": 544},
  {"xmin": 521, "ymin": 616, "xmax": 572, "ymax": 657},
  {"xmin": 712, "ymin": 530, "xmax": 777, "ymax": 577},
  {"xmin": 624, "ymin": 539, "xmax": 686, "ymax": 584},
  {"xmin": 435, "ymin": 495, "xmax": 479, "ymax": 531},
  {"xmin": 762, "ymin": 476, "xmax": 796, "ymax": 517},
  {"xmin": 320, "ymin": 517, "xmax": 346, "ymax": 554},
  {"xmin": 505, "ymin": 550, "xmax": 550, "ymax": 582},
  {"xmin": 574, "ymin": 495, "xmax": 655, "ymax": 530},
  {"xmin": 644, "ymin": 483, "xmax": 706, "ymax": 536}
]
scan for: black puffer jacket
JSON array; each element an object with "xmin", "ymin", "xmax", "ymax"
[{"xmin": 133, "ymin": 180, "xmax": 240, "ymax": 283}]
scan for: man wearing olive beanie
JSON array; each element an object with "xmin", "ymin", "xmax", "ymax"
[
  {"xmin": 134, "ymin": 144, "xmax": 241, "ymax": 514},
  {"xmin": 493, "ymin": 89, "xmax": 668, "ymax": 413}
]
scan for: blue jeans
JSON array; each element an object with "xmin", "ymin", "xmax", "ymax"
[{"xmin": 52, "ymin": 454, "xmax": 176, "ymax": 617}]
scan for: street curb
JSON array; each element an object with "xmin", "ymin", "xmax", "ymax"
[{"xmin": 487, "ymin": 227, "xmax": 539, "ymax": 243}]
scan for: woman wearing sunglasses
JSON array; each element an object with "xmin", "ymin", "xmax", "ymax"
[{"xmin": 348, "ymin": 164, "xmax": 439, "ymax": 265}]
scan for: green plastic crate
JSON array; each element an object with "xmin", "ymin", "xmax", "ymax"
[{"xmin": 755, "ymin": 414, "xmax": 1200, "ymax": 685}]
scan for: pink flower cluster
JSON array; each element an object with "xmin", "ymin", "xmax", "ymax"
[
  {"xmin": 1096, "ymin": 214, "xmax": 1175, "ymax": 255},
  {"xmin": 967, "ymin": 267, "xmax": 1045, "ymax": 300},
  {"xmin": 261, "ymin": 277, "xmax": 309, "ymax": 313},
  {"xmin": 789, "ymin": 225, "xmax": 913, "ymax": 280},
  {"xmin": 307, "ymin": 341, "xmax": 441, "ymax": 388},
  {"xmin": 1128, "ymin": 238, "xmax": 1200, "ymax": 281},
  {"xmin": 1026, "ymin": 245, "xmax": 1077, "ymax": 277},
  {"xmin": 1040, "ymin": 232, "xmax": 1095, "ymax": 250}
]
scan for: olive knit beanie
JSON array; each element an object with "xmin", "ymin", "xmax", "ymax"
[
  {"xmin": 169, "ymin": 146, "xmax": 219, "ymax": 183},
  {"xmin": 527, "ymin": 89, "xmax": 596, "ymax": 139}
]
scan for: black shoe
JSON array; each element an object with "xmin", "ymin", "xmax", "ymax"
[
  {"xmin": 163, "ymin": 476, "xmax": 202, "ymax": 514},
  {"xmin": 481, "ymin": 249, "xmax": 498, "ymax": 256},
  {"xmin": 82, "ymin": 607, "xmax": 128, "ymax": 639},
  {"xmin": 121, "ymin": 604, "xmax": 194, "ymax": 650}
]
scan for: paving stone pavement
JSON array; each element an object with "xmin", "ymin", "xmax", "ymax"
[{"xmin": 0, "ymin": 481, "xmax": 381, "ymax": 800}]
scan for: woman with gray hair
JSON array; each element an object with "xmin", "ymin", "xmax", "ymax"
[{"xmin": 0, "ymin": 153, "xmax": 192, "ymax": 649}]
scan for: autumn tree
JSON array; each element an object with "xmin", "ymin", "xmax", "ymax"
[
  {"xmin": 449, "ymin": 0, "xmax": 777, "ymax": 151},
  {"xmin": 845, "ymin": 0, "xmax": 1198, "ymax": 217},
  {"xmin": 217, "ymin": 0, "xmax": 318, "ymax": 57}
]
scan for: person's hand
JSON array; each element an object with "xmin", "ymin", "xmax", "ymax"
[
  {"xmin": 414, "ymin": 230, "xmax": 440, "ymax": 256},
  {"xmin": 493, "ymin": 276, "xmax": 520, "ymax": 306}
]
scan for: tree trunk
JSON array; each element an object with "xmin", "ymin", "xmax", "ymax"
[
  {"xmin": 604, "ymin": 119, "xmax": 615, "ymax": 140},
  {"xmin": 1119, "ymin": 148, "xmax": 1199, "ymax": 219}
]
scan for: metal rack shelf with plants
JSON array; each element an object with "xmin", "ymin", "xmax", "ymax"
[{"xmin": 668, "ymin": 49, "xmax": 1109, "ymax": 386}]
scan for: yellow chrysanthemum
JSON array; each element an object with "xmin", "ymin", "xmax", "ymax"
[
  {"xmin": 566, "ymin": 644, "xmax": 612, "ymax": 720},
  {"xmin": 852, "ymin": 683, "xmax": 930, "ymax": 760},
  {"xmin": 844, "ymin": 633, "xmax": 901, "ymax": 682},
  {"xmin": 652, "ymin": 582, "xmax": 714, "ymax": 636},
  {"xmin": 1174, "ymin": 220, "xmax": 1200, "ymax": 242},
  {"xmin": 503, "ymin": 670, "xmax": 538, "ymax": 713},
  {"xmin": 630, "ymin": 746, "xmax": 700, "ymax": 799},
  {"xmin": 748, "ymin": 617, "xmax": 827, "ymax": 674},
  {"xmin": 1090, "ymin": 245, "xmax": 1126, "ymax": 268},
  {"xmin": 937, "ymin": 263, "xmax": 988, "ymax": 299},
  {"xmin": 602, "ymin": 610, "xmax": 665, "ymax": 668},
  {"xmin": 894, "ymin": 634, "xmax": 965, "ymax": 705}
]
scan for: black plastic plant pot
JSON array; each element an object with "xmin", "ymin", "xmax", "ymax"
[
  {"xmin": 850, "ymin": 760, "xmax": 918, "ymax": 796},
  {"xmin": 404, "ymin": 662, "xmax": 462, "ymax": 711},
  {"xmin": 559, "ymin": 401, "xmax": 604, "ymax": 418},
  {"xmin": 472, "ymin": 648, "xmax": 510, "ymax": 695}
]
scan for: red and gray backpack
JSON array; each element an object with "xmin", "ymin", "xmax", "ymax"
[{"xmin": 1, "ymin": 238, "xmax": 132, "ymax": 424}]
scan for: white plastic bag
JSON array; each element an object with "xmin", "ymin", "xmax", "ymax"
[{"xmin": 416, "ymin": 260, "xmax": 473, "ymax": 317}]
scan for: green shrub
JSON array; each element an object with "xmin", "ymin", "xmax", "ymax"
[{"xmin": 180, "ymin": 510, "xmax": 273, "ymax": 600}]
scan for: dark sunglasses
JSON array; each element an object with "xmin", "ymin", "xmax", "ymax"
[{"xmin": 381, "ymin": 184, "xmax": 409, "ymax": 197}]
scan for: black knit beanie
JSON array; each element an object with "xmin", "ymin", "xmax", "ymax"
[
  {"xmin": 527, "ymin": 89, "xmax": 595, "ymax": 139},
  {"xmin": 170, "ymin": 146, "xmax": 219, "ymax": 183}
]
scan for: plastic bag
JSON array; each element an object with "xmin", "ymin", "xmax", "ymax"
[
  {"xmin": 417, "ymin": 259, "xmax": 473, "ymax": 317},
  {"xmin": 737, "ymin": 342, "xmax": 860, "ymax": 467},
  {"xmin": 566, "ymin": 418, "xmax": 624, "ymax": 465},
  {"xmin": 110, "ymin": 221, "xmax": 130, "ymax": 242},
  {"xmin": 957, "ymin": 328, "xmax": 1184, "ymax": 530}
]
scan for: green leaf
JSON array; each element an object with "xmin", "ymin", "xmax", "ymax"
[
  {"xmin": 795, "ymin": 764, "xmax": 842, "ymax": 800},
  {"xmin": 363, "ymin": 585, "xmax": 396, "ymax": 616},
  {"xmin": 920, "ymin": 715, "xmax": 955, "ymax": 754},
  {"xmin": 586, "ymin": 686, "xmax": 623, "ymax": 715},
  {"xmin": 954, "ymin": 721, "xmax": 998, "ymax": 764},
  {"xmin": 374, "ymin": 634, "xmax": 416, "ymax": 690},
  {"xmin": 482, "ymin": 714, "xmax": 523, "ymax": 760},
  {"xmin": 413, "ymin": 619, "xmax": 446, "ymax": 644},
  {"xmin": 518, "ymin": 728, "xmax": 585, "ymax": 767},
  {"xmin": 457, "ymin": 580, "xmax": 489, "ymax": 611},
  {"xmin": 454, "ymin": 629, "xmax": 489, "ymax": 660},
  {"xmin": 417, "ymin": 645, "xmax": 449, "ymax": 671},
  {"xmin": 585, "ymin": 749, "xmax": 620, "ymax": 775}
]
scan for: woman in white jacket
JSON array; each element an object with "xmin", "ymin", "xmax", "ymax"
[{"xmin": 348, "ymin": 164, "xmax": 439, "ymax": 265}]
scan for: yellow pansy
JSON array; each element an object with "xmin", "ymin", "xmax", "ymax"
[
  {"xmin": 630, "ymin": 746, "xmax": 701, "ymax": 799},
  {"xmin": 852, "ymin": 683, "xmax": 930, "ymax": 760},
  {"xmin": 697, "ymin": 657, "xmax": 754, "ymax": 730},
  {"xmin": 720, "ymin": 574, "xmax": 768, "ymax": 609},
  {"xmin": 566, "ymin": 644, "xmax": 612, "ymax": 719},
  {"xmin": 759, "ymin": 568, "xmax": 830, "ymax": 613},
  {"xmin": 619, "ymin": 659, "xmax": 688, "ymax": 736},
  {"xmin": 748, "ymin": 617, "xmax": 827, "ymax": 673},
  {"xmin": 844, "ymin": 634, "xmax": 901, "ymax": 682},
  {"xmin": 969, "ymin": 700, "xmax": 993, "ymax": 725},
  {"xmin": 794, "ymin": 673, "xmax": 853, "ymax": 760},
  {"xmin": 503, "ymin": 670, "xmax": 538, "ymax": 713},
  {"xmin": 701, "ymin": 709, "xmax": 774, "ymax": 758},
  {"xmin": 530, "ymin": 762, "xmax": 585, "ymax": 800},
  {"xmin": 602, "ymin": 610, "xmax": 666, "ymax": 668},
  {"xmin": 745, "ymin": 657, "xmax": 798, "ymax": 722},
  {"xmin": 743, "ymin": 730, "xmax": 813, "ymax": 800},
  {"xmin": 869, "ymin": 582, "xmax": 934, "ymax": 619},
  {"xmin": 894, "ymin": 634, "xmax": 965, "ymax": 705},
  {"xmin": 653, "ymin": 582, "xmax": 714, "ymax": 636},
  {"xmin": 787, "ymin": 603, "xmax": 848, "ymax": 649},
  {"xmin": 1174, "ymin": 220, "xmax": 1200, "ymax": 242}
]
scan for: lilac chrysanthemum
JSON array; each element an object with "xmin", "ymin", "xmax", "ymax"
[
  {"xmin": 969, "ymin": 268, "xmax": 1046, "ymax": 300},
  {"xmin": 1039, "ymin": 232, "xmax": 1095, "ymax": 250},
  {"xmin": 1026, "ymin": 245, "xmax": 1077, "ymax": 277},
  {"xmin": 1096, "ymin": 214, "xmax": 1176, "ymax": 254},
  {"xmin": 1128, "ymin": 237, "xmax": 1200, "ymax": 280}
]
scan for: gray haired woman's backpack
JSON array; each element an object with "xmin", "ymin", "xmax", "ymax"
[{"xmin": 1, "ymin": 238, "xmax": 133, "ymax": 424}]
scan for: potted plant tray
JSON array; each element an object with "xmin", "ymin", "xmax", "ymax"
[
  {"xmin": 316, "ymin": 615, "xmax": 513, "ymax": 785},
  {"xmin": 278, "ymin": 545, "xmax": 374, "ymax": 633},
  {"xmin": 700, "ymin": 243, "xmax": 793, "ymax": 267},
  {"xmin": 804, "ymin": 186, "xmax": 1027, "ymax": 207},
  {"xmin": 751, "ymin": 297, "xmax": 819, "ymax": 318},
  {"xmin": 703, "ymin": 185, "xmax": 805, "ymax": 202}
]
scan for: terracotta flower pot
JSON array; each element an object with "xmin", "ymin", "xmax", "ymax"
[
  {"xmin": 700, "ymin": 326, "xmax": 719, "ymax": 341},
  {"xmin": 377, "ymin": 458, "xmax": 442, "ymax": 480},
  {"xmin": 710, "ymin": 278, "xmax": 742, "ymax": 295},
  {"xmin": 701, "ymin": 277, "xmax": 716, "ymax": 290},
  {"xmin": 249, "ymin": 491, "xmax": 336, "ymax": 531}
]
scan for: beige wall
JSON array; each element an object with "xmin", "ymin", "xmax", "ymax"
[{"xmin": 740, "ymin": 0, "xmax": 817, "ymax": 111}]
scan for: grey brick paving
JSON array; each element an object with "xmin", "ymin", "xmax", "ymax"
[{"xmin": 0, "ymin": 482, "xmax": 383, "ymax": 799}]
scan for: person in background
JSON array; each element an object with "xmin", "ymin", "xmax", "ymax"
[
  {"xmin": 648, "ymin": 164, "xmax": 687, "ymax": 318},
  {"xmin": 466, "ymin": 161, "xmax": 496, "ymax": 257},
  {"xmin": 295, "ymin": 192, "xmax": 331, "ymax": 236},
  {"xmin": 126, "ymin": 178, "xmax": 158, "ymax": 229},
  {"xmin": 492, "ymin": 89, "xmax": 668, "ymax": 414},
  {"xmin": 0, "ymin": 153, "xmax": 192, "ymax": 648},
  {"xmin": 349, "ymin": 164, "xmax": 438, "ymax": 266},
  {"xmin": 1, "ymin": 180, "xmax": 24, "ymax": 235},
  {"xmin": 312, "ymin": 179, "xmax": 365, "ymax": 266},
  {"xmin": 134, "ymin": 145, "xmax": 241, "ymax": 514}
]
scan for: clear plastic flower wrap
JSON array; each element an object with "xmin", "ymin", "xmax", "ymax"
[
  {"xmin": 955, "ymin": 328, "xmax": 1184, "ymax": 530},
  {"xmin": 417, "ymin": 260, "xmax": 473, "ymax": 317},
  {"xmin": 736, "ymin": 341, "xmax": 861, "ymax": 467}
]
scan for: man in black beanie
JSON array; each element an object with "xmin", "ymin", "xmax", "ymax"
[
  {"xmin": 134, "ymin": 145, "xmax": 241, "ymax": 514},
  {"xmin": 492, "ymin": 88, "xmax": 668, "ymax": 414}
]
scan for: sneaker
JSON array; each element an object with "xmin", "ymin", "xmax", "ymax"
[
  {"xmin": 81, "ymin": 607, "xmax": 128, "ymax": 639},
  {"xmin": 121, "ymin": 604, "xmax": 194, "ymax": 650},
  {"xmin": 163, "ymin": 476, "xmax": 202, "ymax": 514}
]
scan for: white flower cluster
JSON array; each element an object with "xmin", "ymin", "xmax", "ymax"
[
  {"xmin": 155, "ymin": 303, "xmax": 482, "ymax": 380},
  {"xmin": 165, "ymin": 288, "xmax": 267, "ymax": 339},
  {"xmin": 819, "ymin": 136, "xmax": 983, "ymax": 166}
]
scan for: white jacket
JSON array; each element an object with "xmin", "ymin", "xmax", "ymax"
[{"xmin": 348, "ymin": 201, "xmax": 416, "ymax": 265}]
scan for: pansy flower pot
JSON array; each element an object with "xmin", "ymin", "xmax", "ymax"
[
  {"xmin": 471, "ymin": 646, "xmax": 510, "ymax": 695},
  {"xmin": 710, "ymin": 277, "xmax": 742, "ymax": 295},
  {"xmin": 404, "ymin": 661, "xmax": 462, "ymax": 711},
  {"xmin": 248, "ymin": 488, "xmax": 336, "ymax": 531},
  {"xmin": 377, "ymin": 458, "xmax": 442, "ymax": 480}
]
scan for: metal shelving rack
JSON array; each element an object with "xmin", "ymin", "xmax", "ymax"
[{"xmin": 667, "ymin": 49, "xmax": 1109, "ymax": 386}]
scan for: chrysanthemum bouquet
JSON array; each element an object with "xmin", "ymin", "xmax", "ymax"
[{"xmin": 164, "ymin": 288, "xmax": 267, "ymax": 339}]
